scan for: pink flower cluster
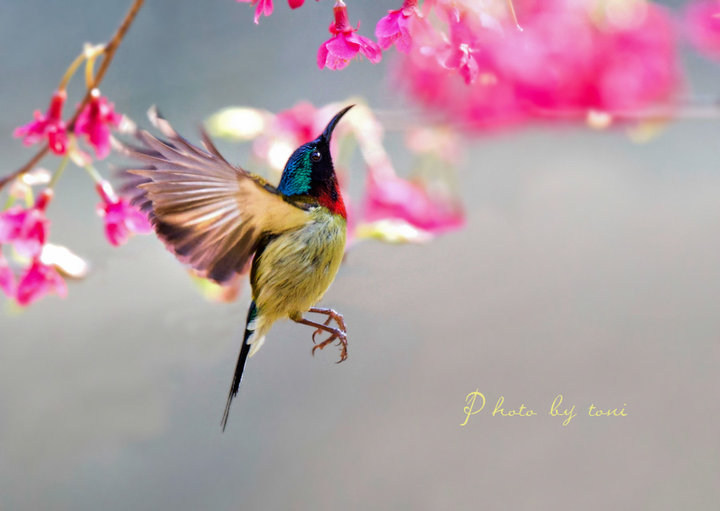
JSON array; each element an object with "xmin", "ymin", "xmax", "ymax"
[
  {"xmin": 315, "ymin": 0, "xmax": 430, "ymax": 70},
  {"xmin": 6, "ymin": 75, "xmax": 169, "ymax": 308},
  {"xmin": 237, "ymin": 0, "xmax": 421, "ymax": 70},
  {"xmin": 0, "ymin": 178, "xmax": 151, "ymax": 307},
  {"xmin": 14, "ymin": 89, "xmax": 122, "ymax": 160},
  {"xmin": 399, "ymin": 0, "xmax": 681, "ymax": 131},
  {"xmin": 0, "ymin": 190, "xmax": 67, "ymax": 306},
  {"xmin": 236, "ymin": 0, "xmax": 684, "ymax": 132}
]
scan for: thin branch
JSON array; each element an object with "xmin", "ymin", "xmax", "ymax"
[
  {"xmin": 0, "ymin": 0, "xmax": 145, "ymax": 192},
  {"xmin": 69, "ymin": 0, "xmax": 145, "ymax": 130},
  {"xmin": 372, "ymin": 100, "xmax": 720, "ymax": 132}
]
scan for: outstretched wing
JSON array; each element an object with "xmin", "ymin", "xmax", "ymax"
[{"xmin": 117, "ymin": 107, "xmax": 312, "ymax": 283}]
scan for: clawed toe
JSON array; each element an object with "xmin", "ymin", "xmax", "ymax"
[
  {"xmin": 310, "ymin": 328, "xmax": 347, "ymax": 363},
  {"xmin": 336, "ymin": 340, "xmax": 348, "ymax": 363},
  {"xmin": 311, "ymin": 315, "xmax": 334, "ymax": 344}
]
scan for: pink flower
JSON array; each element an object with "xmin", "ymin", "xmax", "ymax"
[
  {"xmin": 0, "ymin": 189, "xmax": 52, "ymax": 259},
  {"xmin": 96, "ymin": 181, "xmax": 152, "ymax": 247},
  {"xmin": 685, "ymin": 1, "xmax": 720, "ymax": 60},
  {"xmin": 75, "ymin": 91, "xmax": 123, "ymax": 159},
  {"xmin": 594, "ymin": 4, "xmax": 679, "ymax": 112},
  {"xmin": 15, "ymin": 259, "xmax": 67, "ymax": 307},
  {"xmin": 398, "ymin": 32, "xmax": 525, "ymax": 132},
  {"xmin": 375, "ymin": 0, "xmax": 420, "ymax": 53},
  {"xmin": 0, "ymin": 253, "xmax": 15, "ymax": 298},
  {"xmin": 396, "ymin": 3, "xmax": 525, "ymax": 131},
  {"xmin": 274, "ymin": 101, "xmax": 322, "ymax": 145},
  {"xmin": 14, "ymin": 90, "xmax": 68, "ymax": 155},
  {"xmin": 272, "ymin": 102, "xmax": 350, "ymax": 146},
  {"xmin": 362, "ymin": 171, "xmax": 464, "ymax": 234},
  {"xmin": 318, "ymin": 2, "xmax": 382, "ymax": 70},
  {"xmin": 437, "ymin": 8, "xmax": 482, "ymax": 84},
  {"xmin": 398, "ymin": 1, "xmax": 679, "ymax": 132},
  {"xmin": 252, "ymin": 102, "xmax": 349, "ymax": 170},
  {"xmin": 237, "ymin": 0, "xmax": 273, "ymax": 24},
  {"xmin": 237, "ymin": 0, "xmax": 311, "ymax": 22},
  {"xmin": 493, "ymin": 5, "xmax": 597, "ymax": 111}
]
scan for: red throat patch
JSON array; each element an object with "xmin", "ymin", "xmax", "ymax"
[{"xmin": 316, "ymin": 186, "xmax": 347, "ymax": 218}]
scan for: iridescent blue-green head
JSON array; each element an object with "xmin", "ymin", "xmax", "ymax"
[{"xmin": 277, "ymin": 105, "xmax": 353, "ymax": 217}]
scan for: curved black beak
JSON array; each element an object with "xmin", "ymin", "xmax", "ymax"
[{"xmin": 321, "ymin": 104, "xmax": 354, "ymax": 143}]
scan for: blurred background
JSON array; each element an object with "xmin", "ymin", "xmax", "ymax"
[{"xmin": 1, "ymin": 0, "xmax": 719, "ymax": 509}]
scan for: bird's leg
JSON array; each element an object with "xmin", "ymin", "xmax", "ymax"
[{"xmin": 292, "ymin": 316, "xmax": 348, "ymax": 363}]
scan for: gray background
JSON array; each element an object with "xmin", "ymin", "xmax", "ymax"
[{"xmin": 1, "ymin": 1, "xmax": 718, "ymax": 509}]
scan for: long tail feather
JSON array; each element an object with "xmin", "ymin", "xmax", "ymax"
[{"xmin": 221, "ymin": 301, "xmax": 258, "ymax": 431}]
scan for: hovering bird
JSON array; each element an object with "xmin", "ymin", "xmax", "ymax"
[{"xmin": 119, "ymin": 105, "xmax": 354, "ymax": 430}]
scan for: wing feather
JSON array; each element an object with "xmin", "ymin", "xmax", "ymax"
[{"xmin": 117, "ymin": 107, "xmax": 312, "ymax": 283}]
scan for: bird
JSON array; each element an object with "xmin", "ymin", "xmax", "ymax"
[{"xmin": 118, "ymin": 104, "xmax": 354, "ymax": 431}]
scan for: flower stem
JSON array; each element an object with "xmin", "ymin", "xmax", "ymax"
[
  {"xmin": 58, "ymin": 52, "xmax": 87, "ymax": 91},
  {"xmin": 24, "ymin": 187, "xmax": 34, "ymax": 208},
  {"xmin": 83, "ymin": 163, "xmax": 104, "ymax": 184},
  {"xmin": 84, "ymin": 164, "xmax": 118, "ymax": 203},
  {"xmin": 48, "ymin": 152, "xmax": 71, "ymax": 190},
  {"xmin": 3, "ymin": 193, "xmax": 16, "ymax": 210},
  {"xmin": 85, "ymin": 54, "xmax": 99, "ymax": 90},
  {"xmin": 0, "ymin": 0, "xmax": 145, "ymax": 193}
]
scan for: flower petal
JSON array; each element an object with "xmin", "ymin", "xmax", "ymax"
[
  {"xmin": 376, "ymin": 10, "xmax": 402, "ymax": 48},
  {"xmin": 363, "ymin": 172, "xmax": 464, "ymax": 234},
  {"xmin": 0, "ymin": 206, "xmax": 49, "ymax": 259},
  {"xmin": 353, "ymin": 34, "xmax": 383, "ymax": 63},
  {"xmin": 97, "ymin": 188, "xmax": 152, "ymax": 247},
  {"xmin": 327, "ymin": 34, "xmax": 361, "ymax": 61},
  {"xmin": 13, "ymin": 91, "xmax": 68, "ymax": 155},
  {"xmin": 317, "ymin": 40, "xmax": 330, "ymax": 69},
  {"xmin": 15, "ymin": 260, "xmax": 67, "ymax": 306},
  {"xmin": 75, "ymin": 94, "xmax": 123, "ymax": 160}
]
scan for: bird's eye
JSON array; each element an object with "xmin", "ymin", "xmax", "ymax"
[{"xmin": 311, "ymin": 150, "xmax": 322, "ymax": 162}]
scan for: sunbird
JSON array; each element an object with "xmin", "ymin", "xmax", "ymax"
[{"xmin": 120, "ymin": 105, "xmax": 353, "ymax": 430}]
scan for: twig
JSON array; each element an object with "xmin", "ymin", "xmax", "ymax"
[
  {"xmin": 371, "ymin": 100, "xmax": 720, "ymax": 132},
  {"xmin": 0, "ymin": 0, "xmax": 145, "ymax": 192}
]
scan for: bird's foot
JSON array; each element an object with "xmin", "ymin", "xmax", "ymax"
[
  {"xmin": 311, "ymin": 328, "xmax": 348, "ymax": 363},
  {"xmin": 311, "ymin": 315, "xmax": 334, "ymax": 345},
  {"xmin": 294, "ymin": 308, "xmax": 348, "ymax": 363}
]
